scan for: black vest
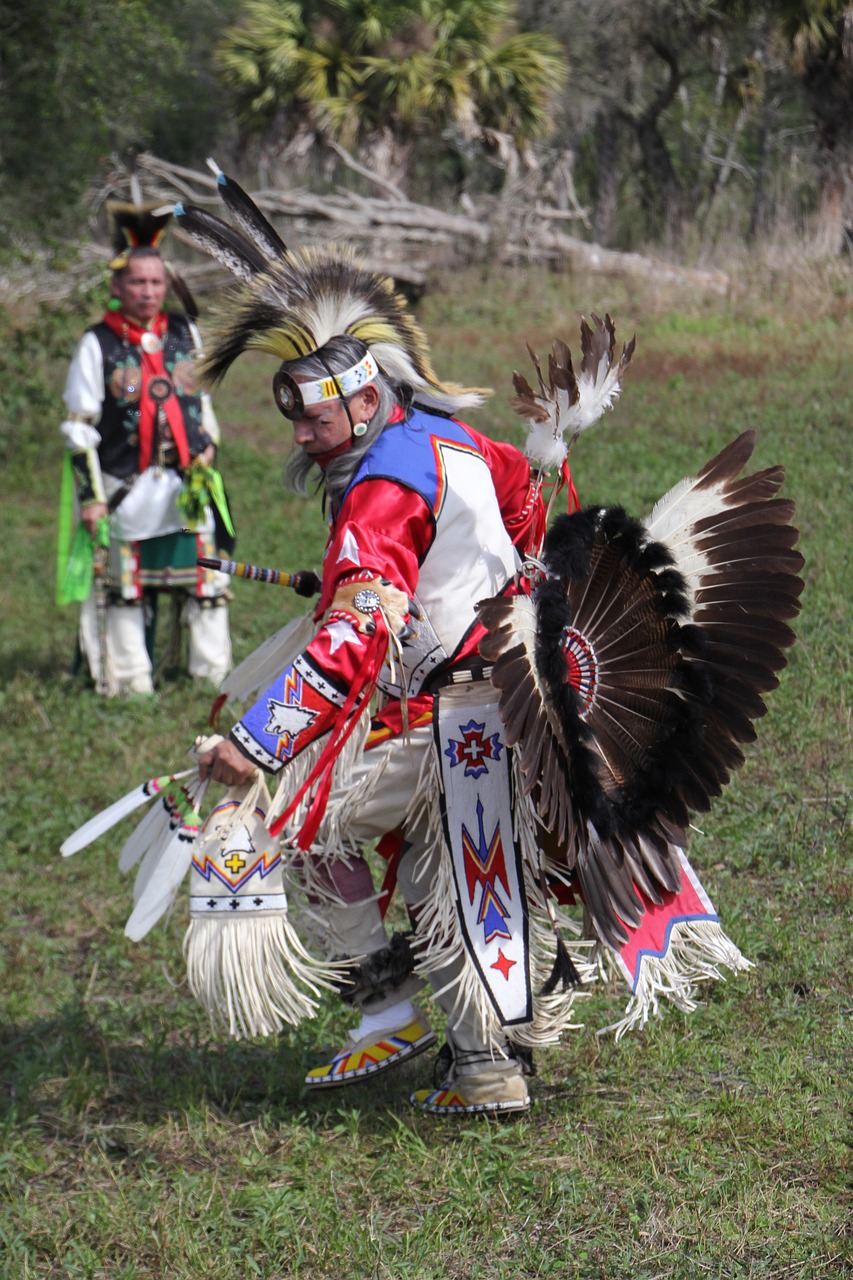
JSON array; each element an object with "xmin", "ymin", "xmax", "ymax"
[{"xmin": 91, "ymin": 313, "xmax": 210, "ymax": 479}]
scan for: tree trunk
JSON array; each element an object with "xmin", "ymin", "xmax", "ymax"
[
  {"xmin": 592, "ymin": 109, "xmax": 623, "ymax": 247},
  {"xmin": 361, "ymin": 128, "xmax": 414, "ymax": 195},
  {"xmin": 634, "ymin": 37, "xmax": 686, "ymax": 244},
  {"xmin": 802, "ymin": 36, "xmax": 853, "ymax": 255},
  {"xmin": 747, "ymin": 106, "xmax": 771, "ymax": 243},
  {"xmin": 812, "ymin": 169, "xmax": 847, "ymax": 256},
  {"xmin": 636, "ymin": 111, "xmax": 685, "ymax": 244}
]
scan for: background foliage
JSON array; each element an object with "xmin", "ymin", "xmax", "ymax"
[{"xmin": 4, "ymin": 0, "xmax": 853, "ymax": 253}]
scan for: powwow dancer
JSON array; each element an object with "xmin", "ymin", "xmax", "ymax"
[
  {"xmin": 57, "ymin": 199, "xmax": 234, "ymax": 695},
  {"xmin": 62, "ymin": 167, "xmax": 804, "ymax": 1117}
]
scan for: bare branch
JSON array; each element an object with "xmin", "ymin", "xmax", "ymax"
[{"xmin": 325, "ymin": 139, "xmax": 411, "ymax": 204}]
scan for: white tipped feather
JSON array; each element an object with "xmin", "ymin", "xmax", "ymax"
[
  {"xmin": 643, "ymin": 447, "xmax": 756, "ymax": 604},
  {"xmin": 524, "ymin": 416, "xmax": 571, "ymax": 468},
  {"xmin": 562, "ymin": 359, "xmax": 626, "ymax": 432},
  {"xmin": 125, "ymin": 780, "xmax": 209, "ymax": 941},
  {"xmin": 219, "ymin": 612, "xmax": 316, "ymax": 704},
  {"xmin": 512, "ymin": 316, "xmax": 635, "ymax": 468},
  {"xmin": 131, "ymin": 779, "xmax": 207, "ymax": 905},
  {"xmin": 643, "ymin": 473, "xmax": 720, "ymax": 603},
  {"xmin": 125, "ymin": 830, "xmax": 196, "ymax": 941},
  {"xmin": 60, "ymin": 770, "xmax": 194, "ymax": 857},
  {"xmin": 118, "ymin": 794, "xmax": 175, "ymax": 873}
]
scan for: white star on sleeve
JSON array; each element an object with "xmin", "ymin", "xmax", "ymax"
[
  {"xmin": 336, "ymin": 528, "xmax": 362, "ymax": 566},
  {"xmin": 326, "ymin": 618, "xmax": 364, "ymax": 653}
]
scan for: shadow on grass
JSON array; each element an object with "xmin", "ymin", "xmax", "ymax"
[
  {"xmin": 0, "ymin": 1001, "xmax": 454, "ymax": 1133},
  {"xmin": 0, "ymin": 644, "xmax": 80, "ymax": 685}
]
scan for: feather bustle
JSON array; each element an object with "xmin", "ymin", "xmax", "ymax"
[
  {"xmin": 477, "ymin": 427, "xmax": 803, "ymax": 952},
  {"xmin": 693, "ymin": 429, "xmax": 757, "ymax": 486}
]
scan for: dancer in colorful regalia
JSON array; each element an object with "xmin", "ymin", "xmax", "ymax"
[
  {"xmin": 57, "ymin": 200, "xmax": 234, "ymax": 695},
  {"xmin": 198, "ymin": 325, "xmax": 572, "ymax": 1112},
  {"xmin": 62, "ymin": 166, "xmax": 804, "ymax": 1116}
]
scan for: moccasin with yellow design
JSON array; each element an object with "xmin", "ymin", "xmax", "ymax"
[
  {"xmin": 410, "ymin": 1072, "xmax": 530, "ymax": 1115},
  {"xmin": 305, "ymin": 1016, "xmax": 436, "ymax": 1088}
]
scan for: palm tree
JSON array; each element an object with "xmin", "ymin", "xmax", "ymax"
[{"xmin": 216, "ymin": 0, "xmax": 566, "ymax": 191}]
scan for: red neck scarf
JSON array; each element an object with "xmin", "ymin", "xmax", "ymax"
[
  {"xmin": 312, "ymin": 401, "xmax": 404, "ymax": 468},
  {"xmin": 312, "ymin": 438, "xmax": 353, "ymax": 467},
  {"xmin": 102, "ymin": 310, "xmax": 190, "ymax": 471}
]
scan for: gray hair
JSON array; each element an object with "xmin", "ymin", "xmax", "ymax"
[{"xmin": 282, "ymin": 335, "xmax": 401, "ymax": 505}]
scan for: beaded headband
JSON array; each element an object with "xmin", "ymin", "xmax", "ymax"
[{"xmin": 273, "ymin": 351, "xmax": 378, "ymax": 421}]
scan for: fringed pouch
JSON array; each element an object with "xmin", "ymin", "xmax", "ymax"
[{"xmin": 183, "ymin": 778, "xmax": 342, "ymax": 1039}]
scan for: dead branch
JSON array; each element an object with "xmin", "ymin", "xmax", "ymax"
[{"xmin": 6, "ymin": 152, "xmax": 731, "ymax": 306}]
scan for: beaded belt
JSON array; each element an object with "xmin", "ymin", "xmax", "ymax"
[{"xmin": 425, "ymin": 662, "xmax": 494, "ymax": 693}]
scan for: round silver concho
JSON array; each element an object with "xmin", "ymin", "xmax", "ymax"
[
  {"xmin": 148, "ymin": 375, "xmax": 174, "ymax": 404},
  {"xmin": 352, "ymin": 588, "xmax": 382, "ymax": 615},
  {"xmin": 140, "ymin": 332, "xmax": 162, "ymax": 354}
]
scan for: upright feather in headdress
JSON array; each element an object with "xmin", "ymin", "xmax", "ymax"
[
  {"xmin": 205, "ymin": 157, "xmax": 289, "ymax": 262},
  {"xmin": 512, "ymin": 315, "xmax": 635, "ymax": 468},
  {"xmin": 169, "ymin": 164, "xmax": 489, "ymax": 414}
]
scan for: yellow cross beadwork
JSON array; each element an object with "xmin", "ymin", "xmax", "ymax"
[{"xmin": 224, "ymin": 852, "xmax": 247, "ymax": 873}]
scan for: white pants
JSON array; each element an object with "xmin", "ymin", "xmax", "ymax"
[
  {"xmin": 79, "ymin": 594, "xmax": 232, "ymax": 694},
  {"xmin": 303, "ymin": 724, "xmax": 504, "ymax": 1054}
]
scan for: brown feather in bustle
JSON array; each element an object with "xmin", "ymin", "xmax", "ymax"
[{"xmin": 477, "ymin": 430, "xmax": 804, "ymax": 951}]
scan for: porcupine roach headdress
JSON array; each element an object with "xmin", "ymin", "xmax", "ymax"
[
  {"xmin": 169, "ymin": 160, "xmax": 488, "ymax": 412},
  {"xmin": 107, "ymin": 196, "xmax": 199, "ymax": 320}
]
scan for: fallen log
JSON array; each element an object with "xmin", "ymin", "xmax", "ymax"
[{"xmin": 2, "ymin": 151, "xmax": 732, "ymax": 307}]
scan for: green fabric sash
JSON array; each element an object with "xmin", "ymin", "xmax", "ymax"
[{"xmin": 56, "ymin": 454, "xmax": 109, "ymax": 606}]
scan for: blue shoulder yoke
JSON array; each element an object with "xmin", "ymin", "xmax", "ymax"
[{"xmin": 344, "ymin": 408, "xmax": 479, "ymax": 515}]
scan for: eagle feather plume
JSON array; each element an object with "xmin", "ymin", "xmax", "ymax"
[{"xmin": 512, "ymin": 314, "xmax": 636, "ymax": 468}]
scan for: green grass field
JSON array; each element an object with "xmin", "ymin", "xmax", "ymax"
[{"xmin": 1, "ymin": 264, "xmax": 850, "ymax": 1278}]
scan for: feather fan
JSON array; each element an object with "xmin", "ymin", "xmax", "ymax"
[
  {"xmin": 61, "ymin": 769, "xmax": 195, "ymax": 857},
  {"xmin": 118, "ymin": 792, "xmax": 175, "ymax": 873},
  {"xmin": 478, "ymin": 430, "xmax": 803, "ymax": 949},
  {"xmin": 125, "ymin": 779, "xmax": 208, "ymax": 941}
]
